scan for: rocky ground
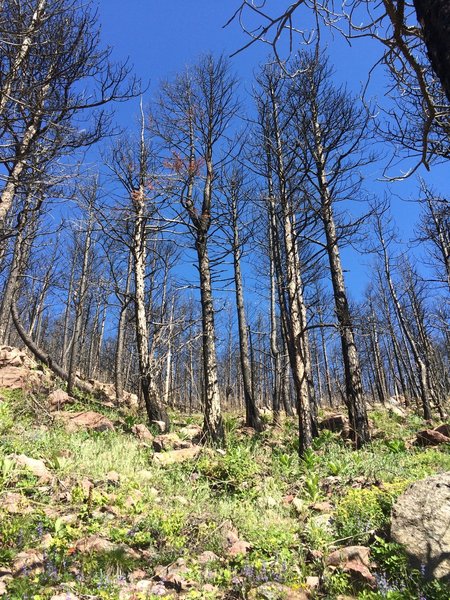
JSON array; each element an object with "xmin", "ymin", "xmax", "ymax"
[{"xmin": 0, "ymin": 345, "xmax": 450, "ymax": 599}]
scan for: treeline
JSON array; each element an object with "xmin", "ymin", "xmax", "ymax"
[{"xmin": 0, "ymin": 1, "xmax": 448, "ymax": 451}]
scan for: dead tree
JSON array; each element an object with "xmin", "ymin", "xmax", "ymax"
[
  {"xmin": 219, "ymin": 167, "xmax": 264, "ymax": 431},
  {"xmin": 155, "ymin": 55, "xmax": 240, "ymax": 444},
  {"xmin": 0, "ymin": 0, "xmax": 139, "ymax": 239},
  {"xmin": 289, "ymin": 52, "xmax": 371, "ymax": 446}
]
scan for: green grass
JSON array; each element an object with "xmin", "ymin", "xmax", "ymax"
[{"xmin": 1, "ymin": 387, "xmax": 450, "ymax": 599}]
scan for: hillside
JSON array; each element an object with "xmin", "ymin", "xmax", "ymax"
[{"xmin": 0, "ymin": 346, "xmax": 450, "ymax": 600}]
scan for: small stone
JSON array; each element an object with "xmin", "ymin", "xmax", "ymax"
[
  {"xmin": 311, "ymin": 501, "xmax": 333, "ymax": 512},
  {"xmin": 326, "ymin": 546, "xmax": 371, "ymax": 568},
  {"xmin": 2, "ymin": 492, "xmax": 32, "ymax": 514},
  {"xmin": 228, "ymin": 539, "xmax": 252, "ymax": 557},
  {"xmin": 40, "ymin": 533, "xmax": 53, "ymax": 549},
  {"xmin": 131, "ymin": 423, "xmax": 154, "ymax": 442},
  {"xmin": 153, "ymin": 432, "xmax": 190, "ymax": 452},
  {"xmin": 48, "ymin": 389, "xmax": 73, "ymax": 408},
  {"xmin": 129, "ymin": 569, "xmax": 147, "ymax": 582},
  {"xmin": 13, "ymin": 454, "xmax": 52, "ymax": 482},
  {"xmin": 152, "ymin": 420, "xmax": 166, "ymax": 433},
  {"xmin": 80, "ymin": 477, "xmax": 94, "ymax": 495},
  {"xmin": 197, "ymin": 551, "xmax": 219, "ymax": 564},
  {"xmin": 12, "ymin": 549, "xmax": 45, "ymax": 576},
  {"xmin": 153, "ymin": 445, "xmax": 201, "ymax": 466},
  {"xmin": 306, "ymin": 576, "xmax": 320, "ymax": 589},
  {"xmin": 74, "ymin": 535, "xmax": 116, "ymax": 553},
  {"xmin": 106, "ymin": 470, "xmax": 120, "ymax": 484}
]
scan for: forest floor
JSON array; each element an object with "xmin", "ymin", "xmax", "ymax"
[{"xmin": 1, "ymin": 381, "xmax": 450, "ymax": 600}]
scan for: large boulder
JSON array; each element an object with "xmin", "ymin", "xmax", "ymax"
[
  {"xmin": 391, "ymin": 473, "xmax": 450, "ymax": 580},
  {"xmin": 87, "ymin": 379, "xmax": 139, "ymax": 411},
  {"xmin": 319, "ymin": 414, "xmax": 351, "ymax": 439},
  {"xmin": 0, "ymin": 345, "xmax": 49, "ymax": 390},
  {"xmin": 152, "ymin": 445, "xmax": 202, "ymax": 466},
  {"xmin": 52, "ymin": 410, "xmax": 114, "ymax": 432},
  {"xmin": 415, "ymin": 427, "xmax": 450, "ymax": 447}
]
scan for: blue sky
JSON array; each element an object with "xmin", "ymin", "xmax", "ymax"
[{"xmin": 95, "ymin": 0, "xmax": 448, "ymax": 301}]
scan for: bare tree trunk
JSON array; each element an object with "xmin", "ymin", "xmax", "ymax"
[
  {"xmin": 263, "ymin": 84, "xmax": 315, "ymax": 452},
  {"xmin": 269, "ymin": 220, "xmax": 282, "ymax": 425},
  {"xmin": 377, "ymin": 223, "xmax": 433, "ymax": 420},
  {"xmin": 67, "ymin": 209, "xmax": 93, "ymax": 396},
  {"xmin": 0, "ymin": 228, "xmax": 25, "ymax": 343},
  {"xmin": 318, "ymin": 306, "xmax": 333, "ymax": 407},
  {"xmin": 197, "ymin": 232, "xmax": 224, "ymax": 442},
  {"xmin": 132, "ymin": 186, "xmax": 169, "ymax": 428},
  {"xmin": 321, "ymin": 202, "xmax": 370, "ymax": 445},
  {"xmin": 230, "ymin": 186, "xmax": 263, "ymax": 431},
  {"xmin": 414, "ymin": 0, "xmax": 450, "ymax": 102},
  {"xmin": 115, "ymin": 254, "xmax": 132, "ymax": 405}
]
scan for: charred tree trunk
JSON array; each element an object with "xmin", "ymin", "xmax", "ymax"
[{"xmin": 414, "ymin": 0, "xmax": 450, "ymax": 102}]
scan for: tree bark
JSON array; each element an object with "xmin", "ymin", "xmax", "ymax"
[{"xmin": 414, "ymin": 0, "xmax": 450, "ymax": 102}]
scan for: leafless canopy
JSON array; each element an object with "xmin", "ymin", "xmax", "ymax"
[{"xmin": 227, "ymin": 1, "xmax": 450, "ymax": 177}]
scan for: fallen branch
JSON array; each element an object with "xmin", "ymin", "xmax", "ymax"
[{"xmin": 10, "ymin": 303, "xmax": 95, "ymax": 397}]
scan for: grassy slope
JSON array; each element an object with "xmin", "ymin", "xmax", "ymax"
[{"xmin": 1, "ymin": 387, "xmax": 450, "ymax": 600}]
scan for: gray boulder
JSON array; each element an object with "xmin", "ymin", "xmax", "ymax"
[{"xmin": 391, "ymin": 473, "xmax": 450, "ymax": 580}]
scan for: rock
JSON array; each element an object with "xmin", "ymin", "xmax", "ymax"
[
  {"xmin": 305, "ymin": 576, "xmax": 320, "ymax": 590},
  {"xmin": 53, "ymin": 410, "xmax": 114, "ymax": 432},
  {"xmin": 197, "ymin": 551, "xmax": 219, "ymax": 564},
  {"xmin": 47, "ymin": 389, "xmax": 73, "ymax": 408},
  {"xmin": 326, "ymin": 546, "xmax": 376, "ymax": 587},
  {"xmin": 87, "ymin": 379, "xmax": 139, "ymax": 411},
  {"xmin": 228, "ymin": 539, "xmax": 252, "ymax": 557},
  {"xmin": 152, "ymin": 420, "xmax": 167, "ymax": 433},
  {"xmin": 0, "ymin": 346, "xmax": 49, "ymax": 390},
  {"xmin": 0, "ymin": 346, "xmax": 36, "ymax": 369},
  {"xmin": 153, "ymin": 432, "xmax": 191, "ymax": 452},
  {"xmin": 415, "ymin": 429, "xmax": 450, "ymax": 446},
  {"xmin": 248, "ymin": 582, "xmax": 309, "ymax": 599},
  {"xmin": 1, "ymin": 492, "xmax": 32, "ymax": 514},
  {"xmin": 319, "ymin": 414, "xmax": 351, "ymax": 439},
  {"xmin": 153, "ymin": 445, "xmax": 202, "ymax": 466},
  {"xmin": 12, "ymin": 549, "xmax": 45, "ymax": 576},
  {"xmin": 40, "ymin": 533, "xmax": 54, "ymax": 549},
  {"xmin": 129, "ymin": 569, "xmax": 148, "ymax": 582},
  {"xmin": 385, "ymin": 397, "xmax": 407, "ymax": 418},
  {"xmin": 311, "ymin": 501, "xmax": 333, "ymax": 513},
  {"xmin": 106, "ymin": 470, "xmax": 120, "ymax": 484},
  {"xmin": 326, "ymin": 546, "xmax": 371, "ymax": 568},
  {"xmin": 131, "ymin": 423, "xmax": 154, "ymax": 442},
  {"xmin": 13, "ymin": 454, "xmax": 52, "ymax": 482},
  {"xmin": 434, "ymin": 423, "xmax": 450, "ymax": 437},
  {"xmin": 0, "ymin": 581, "xmax": 6, "ymax": 596},
  {"xmin": 50, "ymin": 594, "xmax": 79, "ymax": 600},
  {"xmin": 391, "ymin": 473, "xmax": 450, "ymax": 579},
  {"xmin": 179, "ymin": 423, "xmax": 203, "ymax": 441},
  {"xmin": 154, "ymin": 558, "xmax": 193, "ymax": 591},
  {"xmin": 74, "ymin": 535, "xmax": 116, "ymax": 553},
  {"xmin": 80, "ymin": 477, "xmax": 94, "ymax": 495}
]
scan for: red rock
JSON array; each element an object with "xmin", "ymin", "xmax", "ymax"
[
  {"xmin": 48, "ymin": 389, "xmax": 73, "ymax": 408},
  {"xmin": 415, "ymin": 429, "xmax": 450, "ymax": 446},
  {"xmin": 53, "ymin": 410, "xmax": 114, "ymax": 432},
  {"xmin": 131, "ymin": 423, "xmax": 154, "ymax": 442}
]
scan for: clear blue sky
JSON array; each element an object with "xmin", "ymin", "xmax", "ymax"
[{"xmin": 96, "ymin": 0, "xmax": 448, "ymax": 300}]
